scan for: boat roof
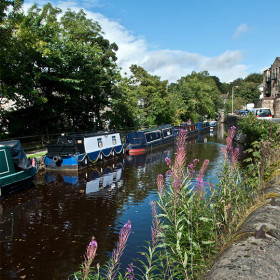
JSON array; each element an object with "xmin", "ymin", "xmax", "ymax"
[
  {"xmin": 128, "ymin": 125, "xmax": 172, "ymax": 134},
  {"xmin": 0, "ymin": 140, "xmax": 32, "ymax": 170},
  {"xmin": 59, "ymin": 131, "xmax": 120, "ymax": 138},
  {"xmin": 0, "ymin": 140, "xmax": 20, "ymax": 147}
]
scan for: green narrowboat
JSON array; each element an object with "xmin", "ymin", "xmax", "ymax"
[{"xmin": 0, "ymin": 140, "xmax": 38, "ymax": 197}]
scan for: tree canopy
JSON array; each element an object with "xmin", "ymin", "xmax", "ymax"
[
  {"xmin": 168, "ymin": 71, "xmax": 222, "ymax": 122},
  {"xmin": 1, "ymin": 3, "xmax": 120, "ymax": 136}
]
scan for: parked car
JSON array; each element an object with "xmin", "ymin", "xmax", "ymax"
[
  {"xmin": 248, "ymin": 108, "xmax": 272, "ymax": 119},
  {"xmin": 235, "ymin": 110, "xmax": 249, "ymax": 117}
]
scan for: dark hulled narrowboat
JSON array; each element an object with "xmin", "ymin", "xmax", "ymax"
[
  {"xmin": 125, "ymin": 125, "xmax": 175, "ymax": 155},
  {"xmin": 0, "ymin": 140, "xmax": 38, "ymax": 197},
  {"xmin": 44, "ymin": 131, "xmax": 124, "ymax": 171}
]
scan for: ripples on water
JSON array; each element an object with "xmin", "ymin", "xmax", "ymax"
[{"xmin": 0, "ymin": 126, "xmax": 226, "ymax": 280}]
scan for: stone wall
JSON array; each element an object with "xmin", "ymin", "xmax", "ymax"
[
  {"xmin": 273, "ymin": 98, "xmax": 280, "ymax": 118},
  {"xmin": 204, "ymin": 174, "xmax": 280, "ymax": 280}
]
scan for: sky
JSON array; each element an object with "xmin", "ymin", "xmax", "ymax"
[{"xmin": 23, "ymin": 0, "xmax": 280, "ymax": 83}]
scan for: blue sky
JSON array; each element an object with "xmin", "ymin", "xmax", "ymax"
[{"xmin": 23, "ymin": 0, "xmax": 280, "ymax": 83}]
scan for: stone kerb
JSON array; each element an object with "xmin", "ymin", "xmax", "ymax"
[{"xmin": 204, "ymin": 173, "xmax": 280, "ymax": 280}]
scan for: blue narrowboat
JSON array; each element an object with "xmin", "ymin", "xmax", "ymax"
[
  {"xmin": 0, "ymin": 140, "xmax": 38, "ymax": 197},
  {"xmin": 125, "ymin": 125, "xmax": 175, "ymax": 155},
  {"xmin": 209, "ymin": 120, "xmax": 218, "ymax": 127},
  {"xmin": 44, "ymin": 131, "xmax": 124, "ymax": 170}
]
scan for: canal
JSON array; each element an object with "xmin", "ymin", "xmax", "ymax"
[{"xmin": 0, "ymin": 125, "xmax": 226, "ymax": 280}]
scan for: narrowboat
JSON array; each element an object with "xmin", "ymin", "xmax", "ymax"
[
  {"xmin": 125, "ymin": 125, "xmax": 175, "ymax": 155},
  {"xmin": 0, "ymin": 140, "xmax": 38, "ymax": 197},
  {"xmin": 209, "ymin": 120, "xmax": 218, "ymax": 127},
  {"xmin": 44, "ymin": 131, "xmax": 124, "ymax": 171}
]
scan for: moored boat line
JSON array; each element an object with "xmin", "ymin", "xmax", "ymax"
[
  {"xmin": 125, "ymin": 122, "xmax": 211, "ymax": 155},
  {"xmin": 0, "ymin": 121, "xmax": 217, "ymax": 197}
]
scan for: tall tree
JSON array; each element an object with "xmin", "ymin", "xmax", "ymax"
[
  {"xmin": 244, "ymin": 73, "xmax": 263, "ymax": 84},
  {"xmin": 0, "ymin": 0, "xmax": 23, "ymax": 102},
  {"xmin": 128, "ymin": 65, "xmax": 171, "ymax": 127},
  {"xmin": 1, "ymin": 3, "xmax": 120, "ymax": 136},
  {"xmin": 108, "ymin": 65, "xmax": 172, "ymax": 129},
  {"xmin": 172, "ymin": 71, "xmax": 222, "ymax": 122}
]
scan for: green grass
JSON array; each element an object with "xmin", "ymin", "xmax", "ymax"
[{"xmin": 28, "ymin": 152, "xmax": 47, "ymax": 158}]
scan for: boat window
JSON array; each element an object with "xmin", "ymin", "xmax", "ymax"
[
  {"xmin": 112, "ymin": 136, "xmax": 116, "ymax": 145},
  {"xmin": 146, "ymin": 131, "xmax": 161, "ymax": 142},
  {"xmin": 163, "ymin": 129, "xmax": 171, "ymax": 137},
  {"xmin": 97, "ymin": 138, "xmax": 103, "ymax": 148},
  {"xmin": 76, "ymin": 139, "xmax": 83, "ymax": 144}
]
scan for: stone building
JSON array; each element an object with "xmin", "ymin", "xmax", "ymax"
[
  {"xmin": 255, "ymin": 57, "xmax": 280, "ymax": 117},
  {"xmin": 263, "ymin": 57, "xmax": 280, "ymax": 97}
]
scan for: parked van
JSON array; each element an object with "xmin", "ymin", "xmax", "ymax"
[{"xmin": 248, "ymin": 108, "xmax": 272, "ymax": 119}]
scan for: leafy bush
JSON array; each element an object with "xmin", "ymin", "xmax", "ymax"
[{"xmin": 239, "ymin": 114, "xmax": 280, "ymax": 148}]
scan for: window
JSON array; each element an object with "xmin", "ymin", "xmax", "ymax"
[
  {"xmin": 97, "ymin": 138, "xmax": 103, "ymax": 148},
  {"xmin": 112, "ymin": 136, "xmax": 116, "ymax": 145}
]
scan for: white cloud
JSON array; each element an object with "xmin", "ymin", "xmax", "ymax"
[
  {"xmin": 233, "ymin": 23, "xmax": 249, "ymax": 39},
  {"xmin": 23, "ymin": 1, "xmax": 250, "ymax": 83}
]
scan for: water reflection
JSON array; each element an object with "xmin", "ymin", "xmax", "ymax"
[
  {"xmin": 0, "ymin": 127, "xmax": 226, "ymax": 280},
  {"xmin": 45, "ymin": 159, "xmax": 124, "ymax": 195}
]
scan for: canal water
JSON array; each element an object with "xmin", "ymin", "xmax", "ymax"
[{"xmin": 0, "ymin": 125, "xmax": 226, "ymax": 280}]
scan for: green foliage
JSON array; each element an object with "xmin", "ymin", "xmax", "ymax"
[
  {"xmin": 244, "ymin": 73, "xmax": 263, "ymax": 84},
  {"xmin": 224, "ymin": 95, "xmax": 246, "ymax": 114},
  {"xmin": 240, "ymin": 116, "xmax": 280, "ymax": 185},
  {"xmin": 168, "ymin": 71, "xmax": 222, "ymax": 122},
  {"xmin": 227, "ymin": 73, "xmax": 263, "ymax": 111},
  {"xmin": 107, "ymin": 65, "xmax": 172, "ymax": 129},
  {"xmin": 210, "ymin": 75, "xmax": 229, "ymax": 95},
  {"xmin": 239, "ymin": 114, "xmax": 280, "ymax": 148},
  {"xmin": 1, "ymin": 3, "xmax": 120, "ymax": 135},
  {"xmin": 235, "ymin": 81, "xmax": 261, "ymax": 104},
  {"xmin": 243, "ymin": 141, "xmax": 261, "ymax": 188}
]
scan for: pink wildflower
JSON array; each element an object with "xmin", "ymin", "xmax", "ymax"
[
  {"xmin": 221, "ymin": 126, "xmax": 240, "ymax": 169},
  {"xmin": 150, "ymin": 201, "xmax": 159, "ymax": 247},
  {"xmin": 172, "ymin": 129, "xmax": 187, "ymax": 192},
  {"xmin": 196, "ymin": 159, "xmax": 210, "ymax": 195},
  {"xmin": 83, "ymin": 237, "xmax": 98, "ymax": 280},
  {"xmin": 107, "ymin": 221, "xmax": 132, "ymax": 279},
  {"xmin": 126, "ymin": 263, "xmax": 134, "ymax": 280},
  {"xmin": 165, "ymin": 157, "xmax": 171, "ymax": 166},
  {"xmin": 157, "ymin": 174, "xmax": 165, "ymax": 196},
  {"xmin": 231, "ymin": 147, "xmax": 239, "ymax": 169}
]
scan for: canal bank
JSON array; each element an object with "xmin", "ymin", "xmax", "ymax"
[{"xmin": 204, "ymin": 169, "xmax": 280, "ymax": 280}]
